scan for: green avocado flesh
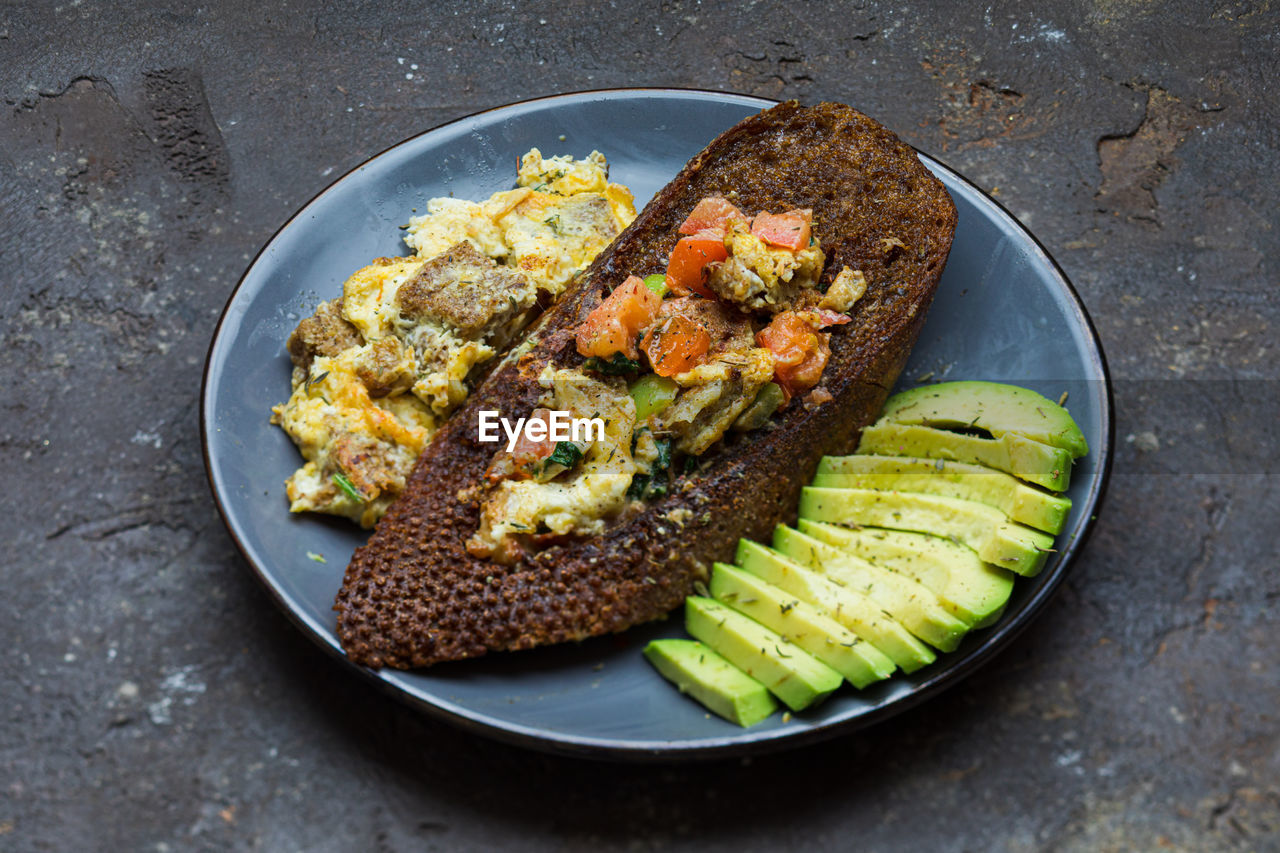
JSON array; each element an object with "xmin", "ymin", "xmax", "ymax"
[
  {"xmin": 856, "ymin": 421, "xmax": 1073, "ymax": 491},
  {"xmin": 734, "ymin": 539, "xmax": 936, "ymax": 672},
  {"xmin": 643, "ymin": 639, "xmax": 778, "ymax": 727},
  {"xmin": 814, "ymin": 454, "xmax": 1072, "ymax": 534},
  {"xmin": 799, "ymin": 487, "xmax": 1054, "ymax": 577},
  {"xmin": 684, "ymin": 597, "xmax": 842, "ymax": 712},
  {"xmin": 878, "ymin": 380, "xmax": 1088, "ymax": 458},
  {"xmin": 796, "ymin": 520, "xmax": 1014, "ymax": 627},
  {"xmin": 710, "ymin": 563, "xmax": 895, "ymax": 688},
  {"xmin": 771, "ymin": 526, "xmax": 971, "ymax": 651}
]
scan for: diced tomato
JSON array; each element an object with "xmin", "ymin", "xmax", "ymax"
[
  {"xmin": 751, "ymin": 209, "xmax": 813, "ymax": 251},
  {"xmin": 756, "ymin": 311, "xmax": 831, "ymax": 400},
  {"xmin": 508, "ymin": 408, "xmax": 554, "ymax": 466},
  {"xmin": 679, "ymin": 196, "xmax": 745, "ymax": 235},
  {"xmin": 666, "ymin": 235, "xmax": 726, "ymax": 298},
  {"xmin": 576, "ymin": 275, "xmax": 663, "ymax": 360},
  {"xmin": 485, "ymin": 408, "xmax": 556, "ymax": 483},
  {"xmin": 642, "ymin": 315, "xmax": 712, "ymax": 377}
]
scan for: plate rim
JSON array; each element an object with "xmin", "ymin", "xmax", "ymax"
[{"xmin": 200, "ymin": 87, "xmax": 1114, "ymax": 761}]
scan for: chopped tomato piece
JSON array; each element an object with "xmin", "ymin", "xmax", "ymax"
[
  {"xmin": 642, "ymin": 315, "xmax": 712, "ymax": 377},
  {"xmin": 679, "ymin": 196, "xmax": 745, "ymax": 235},
  {"xmin": 576, "ymin": 275, "xmax": 663, "ymax": 360},
  {"xmin": 508, "ymin": 408, "xmax": 554, "ymax": 466},
  {"xmin": 485, "ymin": 408, "xmax": 555, "ymax": 483},
  {"xmin": 756, "ymin": 311, "xmax": 831, "ymax": 400},
  {"xmin": 666, "ymin": 235, "xmax": 726, "ymax": 298},
  {"xmin": 751, "ymin": 209, "xmax": 813, "ymax": 251}
]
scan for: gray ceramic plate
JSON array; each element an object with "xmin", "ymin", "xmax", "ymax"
[{"xmin": 202, "ymin": 90, "xmax": 1112, "ymax": 760}]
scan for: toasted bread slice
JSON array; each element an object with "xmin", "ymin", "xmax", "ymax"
[{"xmin": 335, "ymin": 101, "xmax": 957, "ymax": 668}]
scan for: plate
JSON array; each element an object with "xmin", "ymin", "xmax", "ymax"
[{"xmin": 202, "ymin": 89, "xmax": 1113, "ymax": 760}]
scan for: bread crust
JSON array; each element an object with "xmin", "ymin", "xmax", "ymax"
[{"xmin": 335, "ymin": 101, "xmax": 958, "ymax": 668}]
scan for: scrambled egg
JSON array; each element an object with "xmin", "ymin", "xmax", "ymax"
[
  {"xmin": 706, "ymin": 219, "xmax": 825, "ymax": 313},
  {"xmin": 273, "ymin": 345, "xmax": 436, "ymax": 527},
  {"xmin": 653, "ymin": 348, "xmax": 778, "ymax": 455},
  {"xmin": 819, "ymin": 266, "xmax": 867, "ymax": 313},
  {"xmin": 273, "ymin": 150, "xmax": 636, "ymax": 527},
  {"xmin": 404, "ymin": 149, "xmax": 636, "ymax": 297},
  {"xmin": 469, "ymin": 368, "xmax": 639, "ymax": 562}
]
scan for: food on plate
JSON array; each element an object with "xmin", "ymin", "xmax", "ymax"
[
  {"xmin": 271, "ymin": 151, "xmax": 636, "ymax": 526},
  {"xmin": 878, "ymin": 380, "xmax": 1088, "ymax": 458},
  {"xmin": 797, "ymin": 521, "xmax": 1013, "ymax": 627},
  {"xmin": 799, "ymin": 487, "xmax": 1054, "ymax": 576},
  {"xmin": 734, "ymin": 538, "xmax": 938, "ymax": 672},
  {"xmin": 643, "ymin": 639, "xmax": 778, "ymax": 728},
  {"xmin": 684, "ymin": 596, "xmax": 843, "ymax": 712},
  {"xmin": 708, "ymin": 563, "xmax": 895, "ymax": 688},
  {"xmin": 812, "ymin": 455, "xmax": 1071, "ymax": 534},
  {"xmin": 856, "ymin": 421, "xmax": 1075, "ymax": 490},
  {"xmin": 335, "ymin": 101, "xmax": 958, "ymax": 668},
  {"xmin": 772, "ymin": 525, "xmax": 970, "ymax": 652},
  {"xmin": 647, "ymin": 380, "xmax": 1085, "ymax": 728}
]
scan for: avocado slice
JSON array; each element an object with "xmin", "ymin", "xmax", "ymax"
[
  {"xmin": 814, "ymin": 454, "xmax": 1072, "ymax": 534},
  {"xmin": 799, "ymin": 487, "xmax": 1054, "ymax": 577},
  {"xmin": 643, "ymin": 638, "xmax": 778, "ymax": 727},
  {"xmin": 856, "ymin": 422, "xmax": 1073, "ymax": 491},
  {"xmin": 684, "ymin": 597, "xmax": 842, "ymax": 712},
  {"xmin": 735, "ymin": 539, "xmax": 936, "ymax": 672},
  {"xmin": 771, "ymin": 525, "xmax": 971, "ymax": 651},
  {"xmin": 710, "ymin": 562, "xmax": 896, "ymax": 688},
  {"xmin": 879, "ymin": 380, "xmax": 1088, "ymax": 458},
  {"xmin": 797, "ymin": 520, "xmax": 1014, "ymax": 627}
]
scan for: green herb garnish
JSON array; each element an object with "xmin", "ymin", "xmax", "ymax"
[
  {"xmin": 627, "ymin": 438, "xmax": 672, "ymax": 500},
  {"xmin": 653, "ymin": 438, "xmax": 672, "ymax": 472},
  {"xmin": 304, "ymin": 370, "xmax": 329, "ymax": 392},
  {"xmin": 545, "ymin": 440, "xmax": 584, "ymax": 470},
  {"xmin": 583, "ymin": 352, "xmax": 641, "ymax": 375},
  {"xmin": 332, "ymin": 471, "xmax": 363, "ymax": 502}
]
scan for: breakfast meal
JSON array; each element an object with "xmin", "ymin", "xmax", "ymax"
[
  {"xmin": 265, "ymin": 98, "xmax": 1092, "ymax": 733},
  {"xmin": 331, "ymin": 100, "xmax": 958, "ymax": 669},
  {"xmin": 271, "ymin": 150, "xmax": 636, "ymax": 526}
]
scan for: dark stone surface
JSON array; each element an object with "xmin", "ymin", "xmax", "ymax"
[{"xmin": 2, "ymin": 1, "xmax": 1276, "ymax": 849}]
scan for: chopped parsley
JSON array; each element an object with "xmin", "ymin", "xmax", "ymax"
[
  {"xmin": 331, "ymin": 471, "xmax": 364, "ymax": 502},
  {"xmin": 544, "ymin": 440, "xmax": 584, "ymax": 470},
  {"xmin": 627, "ymin": 438, "xmax": 672, "ymax": 501}
]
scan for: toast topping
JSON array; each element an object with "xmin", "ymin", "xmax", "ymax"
[
  {"xmin": 468, "ymin": 368, "xmax": 639, "ymax": 564},
  {"xmin": 477, "ymin": 196, "xmax": 863, "ymax": 557},
  {"xmin": 706, "ymin": 213, "xmax": 825, "ymax": 313}
]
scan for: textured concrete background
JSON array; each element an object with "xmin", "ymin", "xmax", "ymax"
[{"xmin": 2, "ymin": 1, "xmax": 1277, "ymax": 850}]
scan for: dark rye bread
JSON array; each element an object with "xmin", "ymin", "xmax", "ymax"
[{"xmin": 335, "ymin": 101, "xmax": 957, "ymax": 668}]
